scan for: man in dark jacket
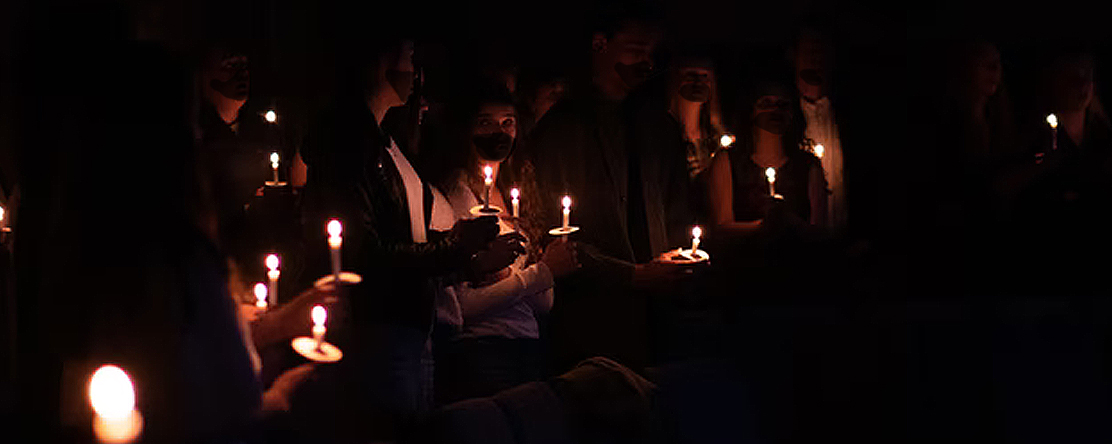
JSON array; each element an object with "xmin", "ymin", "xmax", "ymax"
[{"xmin": 527, "ymin": 13, "xmax": 694, "ymax": 373}]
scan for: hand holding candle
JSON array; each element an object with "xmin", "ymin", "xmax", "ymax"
[
  {"xmin": 510, "ymin": 187, "xmax": 520, "ymax": 217},
  {"xmin": 266, "ymin": 254, "xmax": 280, "ymax": 307},
  {"xmin": 89, "ymin": 365, "xmax": 143, "ymax": 444}
]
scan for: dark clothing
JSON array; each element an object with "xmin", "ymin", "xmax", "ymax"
[
  {"xmin": 527, "ymin": 88, "xmax": 693, "ymax": 372},
  {"xmin": 728, "ymin": 148, "xmax": 822, "ymax": 223},
  {"xmin": 435, "ymin": 337, "xmax": 544, "ymax": 405}
]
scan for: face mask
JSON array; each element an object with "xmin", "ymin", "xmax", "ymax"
[
  {"xmin": 679, "ymin": 83, "xmax": 710, "ymax": 103},
  {"xmin": 754, "ymin": 110, "xmax": 791, "ymax": 135},
  {"xmin": 472, "ymin": 132, "xmax": 514, "ymax": 162},
  {"xmin": 614, "ymin": 61, "xmax": 653, "ymax": 89},
  {"xmin": 798, "ymin": 69, "xmax": 823, "ymax": 87},
  {"xmin": 386, "ymin": 69, "xmax": 415, "ymax": 101}
]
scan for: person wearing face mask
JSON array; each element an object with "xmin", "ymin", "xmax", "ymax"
[
  {"xmin": 705, "ymin": 78, "xmax": 827, "ymax": 240},
  {"xmin": 668, "ymin": 55, "xmax": 728, "ymax": 181},
  {"xmin": 429, "ymin": 84, "xmax": 580, "ymax": 404},
  {"xmin": 526, "ymin": 9, "xmax": 694, "ymax": 373},
  {"xmin": 299, "ymin": 36, "xmax": 502, "ymax": 441}
]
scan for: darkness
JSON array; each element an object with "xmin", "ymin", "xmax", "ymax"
[{"xmin": 4, "ymin": 0, "xmax": 1112, "ymax": 443}]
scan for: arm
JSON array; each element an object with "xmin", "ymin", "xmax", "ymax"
[
  {"xmin": 705, "ymin": 150, "xmax": 762, "ymax": 238},
  {"xmin": 455, "ymin": 262, "xmax": 554, "ymax": 320}
]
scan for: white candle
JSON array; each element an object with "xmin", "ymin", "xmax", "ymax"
[
  {"xmin": 327, "ymin": 220, "xmax": 343, "ymax": 283},
  {"xmin": 691, "ymin": 226, "xmax": 702, "ymax": 254},
  {"xmin": 266, "ymin": 254, "xmax": 280, "ymax": 307},
  {"xmin": 765, "ymin": 167, "xmax": 776, "ymax": 197},
  {"xmin": 483, "ymin": 165, "xmax": 494, "ymax": 209},
  {"xmin": 561, "ymin": 195, "xmax": 572, "ymax": 229},
  {"xmin": 311, "ymin": 305, "xmax": 327, "ymax": 350},
  {"xmin": 270, "ymin": 152, "xmax": 280, "ymax": 183},
  {"xmin": 813, "ymin": 143, "xmax": 825, "ymax": 159},
  {"xmin": 719, "ymin": 133, "xmax": 736, "ymax": 148},
  {"xmin": 89, "ymin": 365, "xmax": 143, "ymax": 444},
  {"xmin": 253, "ymin": 282, "xmax": 268, "ymax": 310},
  {"xmin": 510, "ymin": 188, "xmax": 520, "ymax": 217},
  {"xmin": 264, "ymin": 110, "xmax": 277, "ymax": 124},
  {"xmin": 1047, "ymin": 113, "xmax": 1058, "ymax": 151},
  {"xmin": 0, "ymin": 205, "xmax": 5, "ymax": 229}
]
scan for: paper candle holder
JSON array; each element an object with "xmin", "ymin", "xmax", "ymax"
[
  {"xmin": 548, "ymin": 226, "xmax": 580, "ymax": 236},
  {"xmin": 469, "ymin": 205, "xmax": 504, "ymax": 217},
  {"xmin": 313, "ymin": 272, "xmax": 363, "ymax": 289},
  {"xmin": 291, "ymin": 337, "xmax": 343, "ymax": 362}
]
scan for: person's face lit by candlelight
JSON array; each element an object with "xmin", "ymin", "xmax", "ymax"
[
  {"xmin": 592, "ymin": 19, "xmax": 660, "ymax": 96},
  {"xmin": 675, "ymin": 66, "xmax": 713, "ymax": 104},
  {"xmin": 792, "ymin": 30, "xmax": 834, "ymax": 102},
  {"xmin": 752, "ymin": 94, "xmax": 793, "ymax": 136},
  {"xmin": 471, "ymin": 102, "xmax": 517, "ymax": 163},
  {"xmin": 374, "ymin": 40, "xmax": 416, "ymax": 109},
  {"xmin": 203, "ymin": 49, "xmax": 249, "ymax": 105}
]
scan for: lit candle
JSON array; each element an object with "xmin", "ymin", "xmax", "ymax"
[
  {"xmin": 311, "ymin": 305, "xmax": 327, "ymax": 350},
  {"xmin": 719, "ymin": 133, "xmax": 736, "ymax": 148},
  {"xmin": 510, "ymin": 187, "xmax": 520, "ymax": 217},
  {"xmin": 88, "ymin": 365, "xmax": 143, "ymax": 444},
  {"xmin": 270, "ymin": 152, "xmax": 280, "ymax": 183},
  {"xmin": 813, "ymin": 143, "xmax": 825, "ymax": 159},
  {"xmin": 327, "ymin": 220, "xmax": 342, "ymax": 283},
  {"xmin": 561, "ymin": 195, "xmax": 572, "ymax": 229},
  {"xmin": 483, "ymin": 165, "xmax": 494, "ymax": 209},
  {"xmin": 266, "ymin": 254, "xmax": 280, "ymax": 307},
  {"xmin": 0, "ymin": 205, "xmax": 5, "ymax": 230},
  {"xmin": 1047, "ymin": 113, "xmax": 1058, "ymax": 151},
  {"xmin": 253, "ymin": 283, "xmax": 268, "ymax": 310},
  {"xmin": 765, "ymin": 167, "xmax": 776, "ymax": 197},
  {"xmin": 690, "ymin": 226, "xmax": 702, "ymax": 255},
  {"xmin": 264, "ymin": 110, "xmax": 277, "ymax": 124}
]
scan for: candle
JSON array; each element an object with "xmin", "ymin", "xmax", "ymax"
[
  {"xmin": 813, "ymin": 143, "xmax": 825, "ymax": 159},
  {"xmin": 327, "ymin": 220, "xmax": 343, "ymax": 283},
  {"xmin": 264, "ymin": 110, "xmax": 277, "ymax": 124},
  {"xmin": 690, "ymin": 226, "xmax": 702, "ymax": 255},
  {"xmin": 561, "ymin": 195, "xmax": 572, "ymax": 229},
  {"xmin": 1046, "ymin": 113, "xmax": 1058, "ymax": 151},
  {"xmin": 253, "ymin": 283, "xmax": 268, "ymax": 310},
  {"xmin": 765, "ymin": 167, "xmax": 776, "ymax": 197},
  {"xmin": 266, "ymin": 254, "xmax": 280, "ymax": 307},
  {"xmin": 88, "ymin": 365, "xmax": 143, "ymax": 444},
  {"xmin": 510, "ymin": 187, "xmax": 520, "ymax": 217},
  {"xmin": 270, "ymin": 152, "xmax": 280, "ymax": 183},
  {"xmin": 311, "ymin": 305, "xmax": 327, "ymax": 350},
  {"xmin": 483, "ymin": 165, "xmax": 494, "ymax": 209},
  {"xmin": 719, "ymin": 133, "xmax": 736, "ymax": 148}
]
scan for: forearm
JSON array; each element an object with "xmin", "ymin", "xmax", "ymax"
[{"xmin": 458, "ymin": 262, "xmax": 554, "ymax": 320}]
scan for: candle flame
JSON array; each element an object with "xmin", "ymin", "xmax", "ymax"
[
  {"xmin": 692, "ymin": 226, "xmax": 702, "ymax": 239},
  {"xmin": 719, "ymin": 134, "xmax": 735, "ymax": 148},
  {"xmin": 270, "ymin": 152, "xmax": 280, "ymax": 165},
  {"xmin": 510, "ymin": 188, "xmax": 519, "ymax": 199},
  {"xmin": 327, "ymin": 220, "xmax": 343, "ymax": 238},
  {"xmin": 264, "ymin": 110, "xmax": 277, "ymax": 123},
  {"xmin": 483, "ymin": 165, "xmax": 493, "ymax": 179},
  {"xmin": 562, "ymin": 195, "xmax": 572, "ymax": 209},
  {"xmin": 814, "ymin": 144, "xmax": 825, "ymax": 159},
  {"xmin": 312, "ymin": 305, "xmax": 327, "ymax": 328},
  {"xmin": 254, "ymin": 283, "xmax": 268, "ymax": 302},
  {"xmin": 89, "ymin": 365, "xmax": 135, "ymax": 420},
  {"xmin": 266, "ymin": 254, "xmax": 279, "ymax": 270},
  {"xmin": 1047, "ymin": 113, "xmax": 1058, "ymax": 129},
  {"xmin": 765, "ymin": 167, "xmax": 776, "ymax": 181},
  {"xmin": 0, "ymin": 206, "xmax": 4, "ymax": 222}
]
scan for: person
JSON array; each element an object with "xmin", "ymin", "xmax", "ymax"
[
  {"xmin": 526, "ymin": 10, "xmax": 694, "ymax": 372},
  {"xmin": 705, "ymin": 78, "xmax": 828, "ymax": 240},
  {"xmin": 790, "ymin": 25, "xmax": 847, "ymax": 233},
  {"xmin": 667, "ymin": 54, "xmax": 728, "ymax": 181},
  {"xmin": 517, "ymin": 66, "xmax": 569, "ymax": 135},
  {"xmin": 299, "ymin": 36, "xmax": 503, "ymax": 441},
  {"xmin": 431, "ymin": 84, "xmax": 579, "ymax": 403}
]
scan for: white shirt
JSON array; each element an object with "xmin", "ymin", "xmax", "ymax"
[
  {"xmin": 384, "ymin": 138, "xmax": 427, "ymax": 243},
  {"xmin": 434, "ymin": 173, "xmax": 554, "ymax": 339},
  {"xmin": 801, "ymin": 96, "xmax": 847, "ymax": 230}
]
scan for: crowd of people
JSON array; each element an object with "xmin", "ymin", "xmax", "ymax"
[{"xmin": 5, "ymin": 1, "xmax": 1112, "ymax": 443}]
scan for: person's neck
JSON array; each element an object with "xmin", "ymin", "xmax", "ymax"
[
  {"xmin": 593, "ymin": 73, "xmax": 628, "ymax": 103},
  {"xmin": 1060, "ymin": 109, "xmax": 1086, "ymax": 145},
  {"xmin": 210, "ymin": 97, "xmax": 243, "ymax": 125},
  {"xmin": 672, "ymin": 99, "xmax": 703, "ymax": 141},
  {"xmin": 801, "ymin": 93, "xmax": 824, "ymax": 105},
  {"xmin": 366, "ymin": 89, "xmax": 395, "ymax": 126},
  {"xmin": 751, "ymin": 128, "xmax": 786, "ymax": 167}
]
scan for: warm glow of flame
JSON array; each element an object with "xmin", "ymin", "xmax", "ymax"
[
  {"xmin": 692, "ymin": 226, "xmax": 702, "ymax": 239},
  {"xmin": 765, "ymin": 167, "xmax": 776, "ymax": 181},
  {"xmin": 510, "ymin": 188, "xmax": 519, "ymax": 199},
  {"xmin": 1047, "ymin": 113, "xmax": 1058, "ymax": 129},
  {"xmin": 719, "ymin": 134, "xmax": 735, "ymax": 147},
  {"xmin": 266, "ymin": 254, "xmax": 279, "ymax": 270},
  {"xmin": 312, "ymin": 305, "xmax": 327, "ymax": 327},
  {"xmin": 814, "ymin": 144, "xmax": 825, "ymax": 159},
  {"xmin": 89, "ymin": 365, "xmax": 135, "ymax": 420},
  {"xmin": 265, "ymin": 110, "xmax": 277, "ymax": 123},
  {"xmin": 327, "ymin": 220, "xmax": 342, "ymax": 238},
  {"xmin": 254, "ymin": 283, "xmax": 268, "ymax": 302},
  {"xmin": 483, "ymin": 165, "xmax": 494, "ymax": 183},
  {"xmin": 0, "ymin": 206, "xmax": 4, "ymax": 222},
  {"xmin": 562, "ymin": 195, "xmax": 572, "ymax": 209},
  {"xmin": 270, "ymin": 152, "xmax": 280, "ymax": 164}
]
